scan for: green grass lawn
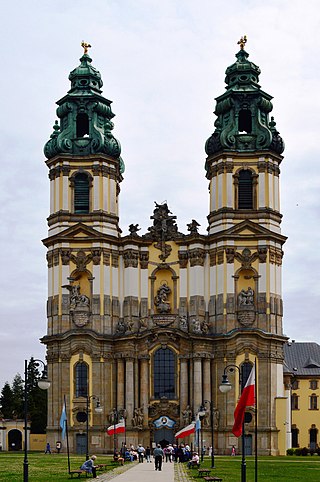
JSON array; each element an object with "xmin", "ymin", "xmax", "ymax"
[
  {"xmin": 187, "ymin": 455, "xmax": 320, "ymax": 482},
  {"xmin": 1, "ymin": 453, "xmax": 320, "ymax": 481},
  {"xmin": 0, "ymin": 452, "xmax": 115, "ymax": 481}
]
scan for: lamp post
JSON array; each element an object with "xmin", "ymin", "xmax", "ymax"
[
  {"xmin": 202, "ymin": 400, "xmax": 215, "ymax": 468},
  {"xmin": 85, "ymin": 395, "xmax": 103, "ymax": 461},
  {"xmin": 198, "ymin": 406, "xmax": 206, "ymax": 462},
  {"xmin": 219, "ymin": 365, "xmax": 246, "ymax": 482},
  {"xmin": 111, "ymin": 408, "xmax": 120, "ymax": 455},
  {"xmin": 24, "ymin": 359, "xmax": 50, "ymax": 482}
]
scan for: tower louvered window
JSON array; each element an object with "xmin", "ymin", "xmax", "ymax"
[
  {"xmin": 74, "ymin": 173, "xmax": 89, "ymax": 213},
  {"xmin": 238, "ymin": 170, "xmax": 253, "ymax": 209}
]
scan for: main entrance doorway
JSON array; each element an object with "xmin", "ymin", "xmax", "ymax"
[
  {"xmin": 76, "ymin": 434, "xmax": 87, "ymax": 454},
  {"xmin": 153, "ymin": 427, "xmax": 174, "ymax": 447}
]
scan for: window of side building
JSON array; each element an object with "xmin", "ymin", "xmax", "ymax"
[
  {"xmin": 291, "ymin": 379, "xmax": 299, "ymax": 390},
  {"xmin": 292, "ymin": 393, "xmax": 299, "ymax": 410},
  {"xmin": 309, "ymin": 394, "xmax": 318, "ymax": 410},
  {"xmin": 310, "ymin": 380, "xmax": 318, "ymax": 390}
]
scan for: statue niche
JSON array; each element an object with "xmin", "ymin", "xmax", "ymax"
[
  {"xmin": 63, "ymin": 283, "xmax": 90, "ymax": 327},
  {"xmin": 154, "ymin": 282, "xmax": 171, "ymax": 314},
  {"xmin": 237, "ymin": 286, "xmax": 255, "ymax": 326}
]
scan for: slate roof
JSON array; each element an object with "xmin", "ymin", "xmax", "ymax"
[{"xmin": 283, "ymin": 342, "xmax": 320, "ymax": 376}]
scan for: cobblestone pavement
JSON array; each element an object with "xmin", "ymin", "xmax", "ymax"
[{"xmin": 92, "ymin": 460, "xmax": 193, "ymax": 482}]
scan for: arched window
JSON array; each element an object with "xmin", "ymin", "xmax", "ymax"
[
  {"xmin": 75, "ymin": 362, "xmax": 88, "ymax": 397},
  {"xmin": 76, "ymin": 113, "xmax": 89, "ymax": 137},
  {"xmin": 238, "ymin": 109, "xmax": 252, "ymax": 133},
  {"xmin": 309, "ymin": 394, "xmax": 318, "ymax": 410},
  {"xmin": 292, "ymin": 393, "xmax": 299, "ymax": 410},
  {"xmin": 292, "ymin": 425, "xmax": 299, "ymax": 447},
  {"xmin": 153, "ymin": 348, "xmax": 176, "ymax": 399},
  {"xmin": 74, "ymin": 173, "xmax": 89, "ymax": 213},
  {"xmin": 240, "ymin": 362, "xmax": 253, "ymax": 391},
  {"xmin": 238, "ymin": 170, "xmax": 253, "ymax": 209}
]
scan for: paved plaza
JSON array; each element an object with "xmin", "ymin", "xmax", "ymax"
[{"xmin": 95, "ymin": 460, "xmax": 191, "ymax": 482}]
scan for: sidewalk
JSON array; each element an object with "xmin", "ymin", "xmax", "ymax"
[{"xmin": 96, "ymin": 460, "xmax": 191, "ymax": 482}]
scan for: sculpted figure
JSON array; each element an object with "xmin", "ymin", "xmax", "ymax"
[
  {"xmin": 238, "ymin": 287, "xmax": 254, "ymax": 306},
  {"xmin": 182, "ymin": 405, "xmax": 192, "ymax": 425},
  {"xmin": 154, "ymin": 282, "xmax": 171, "ymax": 313}
]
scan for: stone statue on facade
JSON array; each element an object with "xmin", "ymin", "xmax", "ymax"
[
  {"xmin": 191, "ymin": 318, "xmax": 202, "ymax": 334},
  {"xmin": 187, "ymin": 219, "xmax": 200, "ymax": 235},
  {"xmin": 182, "ymin": 405, "xmax": 192, "ymax": 425},
  {"xmin": 116, "ymin": 319, "xmax": 126, "ymax": 334},
  {"xmin": 63, "ymin": 283, "xmax": 90, "ymax": 327},
  {"xmin": 154, "ymin": 282, "xmax": 171, "ymax": 313},
  {"xmin": 128, "ymin": 224, "xmax": 140, "ymax": 236},
  {"xmin": 132, "ymin": 407, "xmax": 143, "ymax": 427},
  {"xmin": 238, "ymin": 287, "xmax": 254, "ymax": 306},
  {"xmin": 213, "ymin": 409, "xmax": 220, "ymax": 429},
  {"xmin": 179, "ymin": 316, "xmax": 188, "ymax": 332}
]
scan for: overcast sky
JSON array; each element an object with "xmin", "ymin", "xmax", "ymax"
[{"xmin": 1, "ymin": 0, "xmax": 320, "ymax": 389}]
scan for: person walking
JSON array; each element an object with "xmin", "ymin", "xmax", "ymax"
[
  {"xmin": 45, "ymin": 442, "xmax": 51, "ymax": 454},
  {"xmin": 145, "ymin": 446, "xmax": 151, "ymax": 462},
  {"xmin": 153, "ymin": 444, "xmax": 164, "ymax": 471},
  {"xmin": 137, "ymin": 444, "xmax": 145, "ymax": 463}
]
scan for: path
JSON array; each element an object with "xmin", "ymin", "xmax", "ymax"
[{"xmin": 96, "ymin": 460, "xmax": 192, "ymax": 482}]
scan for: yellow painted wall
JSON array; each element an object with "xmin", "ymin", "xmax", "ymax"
[
  {"xmin": 275, "ymin": 397, "xmax": 287, "ymax": 455},
  {"xmin": 292, "ymin": 377, "xmax": 320, "ymax": 448},
  {"xmin": 30, "ymin": 434, "xmax": 47, "ymax": 451}
]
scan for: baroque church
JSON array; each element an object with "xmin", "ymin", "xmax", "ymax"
[{"xmin": 41, "ymin": 38, "xmax": 288, "ymax": 455}]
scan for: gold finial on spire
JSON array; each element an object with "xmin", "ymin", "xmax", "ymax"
[
  {"xmin": 81, "ymin": 41, "xmax": 92, "ymax": 55},
  {"xmin": 237, "ymin": 35, "xmax": 247, "ymax": 50}
]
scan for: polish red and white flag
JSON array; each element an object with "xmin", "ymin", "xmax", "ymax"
[
  {"xmin": 175, "ymin": 422, "xmax": 196, "ymax": 439},
  {"xmin": 106, "ymin": 419, "xmax": 126, "ymax": 436},
  {"xmin": 232, "ymin": 365, "xmax": 255, "ymax": 437}
]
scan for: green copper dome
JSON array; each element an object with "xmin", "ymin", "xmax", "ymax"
[
  {"xmin": 44, "ymin": 49, "xmax": 124, "ymax": 173},
  {"xmin": 68, "ymin": 53, "xmax": 103, "ymax": 94},
  {"xmin": 205, "ymin": 43, "xmax": 284, "ymax": 167}
]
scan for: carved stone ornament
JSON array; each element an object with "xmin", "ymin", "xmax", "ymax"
[
  {"xmin": 62, "ymin": 283, "xmax": 90, "ymax": 327},
  {"xmin": 139, "ymin": 252, "xmax": 149, "ymax": 269},
  {"xmin": 191, "ymin": 318, "xmax": 202, "ymax": 334},
  {"xmin": 132, "ymin": 407, "xmax": 144, "ymax": 428},
  {"xmin": 237, "ymin": 287, "xmax": 255, "ymax": 326},
  {"xmin": 123, "ymin": 249, "xmax": 139, "ymax": 268},
  {"xmin": 149, "ymin": 400, "xmax": 180, "ymax": 419},
  {"xmin": 115, "ymin": 319, "xmax": 134, "ymax": 334},
  {"xmin": 187, "ymin": 219, "xmax": 200, "ymax": 235},
  {"xmin": 143, "ymin": 202, "xmax": 182, "ymax": 260},
  {"xmin": 154, "ymin": 282, "xmax": 171, "ymax": 313},
  {"xmin": 189, "ymin": 248, "xmax": 206, "ymax": 267},
  {"xmin": 179, "ymin": 316, "xmax": 188, "ymax": 332},
  {"xmin": 178, "ymin": 251, "xmax": 188, "ymax": 269},
  {"xmin": 153, "ymin": 314, "xmax": 176, "ymax": 327}
]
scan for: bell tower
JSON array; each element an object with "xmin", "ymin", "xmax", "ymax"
[
  {"xmin": 205, "ymin": 38, "xmax": 287, "ymax": 454},
  {"xmin": 42, "ymin": 45, "xmax": 124, "ymax": 450}
]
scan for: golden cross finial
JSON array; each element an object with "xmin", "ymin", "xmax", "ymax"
[
  {"xmin": 237, "ymin": 35, "xmax": 247, "ymax": 50},
  {"xmin": 81, "ymin": 41, "xmax": 92, "ymax": 55}
]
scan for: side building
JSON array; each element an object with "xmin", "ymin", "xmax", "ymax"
[
  {"xmin": 284, "ymin": 341, "xmax": 320, "ymax": 451},
  {"xmin": 41, "ymin": 40, "xmax": 287, "ymax": 455}
]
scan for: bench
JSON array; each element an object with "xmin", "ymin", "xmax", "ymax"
[
  {"xmin": 203, "ymin": 477, "xmax": 222, "ymax": 482},
  {"xmin": 69, "ymin": 470, "xmax": 88, "ymax": 479},
  {"xmin": 198, "ymin": 469, "xmax": 211, "ymax": 476}
]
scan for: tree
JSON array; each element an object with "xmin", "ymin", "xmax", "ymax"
[
  {"xmin": 0, "ymin": 382, "xmax": 14, "ymax": 418},
  {"xmin": 11, "ymin": 374, "xmax": 24, "ymax": 419},
  {"xmin": 27, "ymin": 358, "xmax": 48, "ymax": 433}
]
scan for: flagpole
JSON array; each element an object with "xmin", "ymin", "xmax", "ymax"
[
  {"xmin": 241, "ymin": 420, "xmax": 246, "ymax": 482},
  {"xmin": 255, "ymin": 360, "xmax": 258, "ymax": 482},
  {"xmin": 64, "ymin": 395, "xmax": 71, "ymax": 474}
]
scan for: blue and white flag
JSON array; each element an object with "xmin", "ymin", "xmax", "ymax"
[
  {"xmin": 60, "ymin": 399, "xmax": 67, "ymax": 440},
  {"xmin": 195, "ymin": 415, "xmax": 201, "ymax": 446}
]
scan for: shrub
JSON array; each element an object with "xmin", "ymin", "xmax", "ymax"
[
  {"xmin": 286, "ymin": 449, "xmax": 294, "ymax": 456},
  {"xmin": 301, "ymin": 447, "xmax": 309, "ymax": 456}
]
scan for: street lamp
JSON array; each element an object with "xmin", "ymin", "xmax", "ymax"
[
  {"xmin": 219, "ymin": 365, "xmax": 246, "ymax": 482},
  {"xmin": 24, "ymin": 359, "xmax": 50, "ymax": 482},
  {"xmin": 198, "ymin": 406, "xmax": 206, "ymax": 462},
  {"xmin": 85, "ymin": 395, "xmax": 103, "ymax": 460},
  {"xmin": 202, "ymin": 400, "xmax": 215, "ymax": 468}
]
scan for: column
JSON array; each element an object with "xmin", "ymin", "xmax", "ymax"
[
  {"xmin": 125, "ymin": 358, "xmax": 134, "ymax": 425},
  {"xmin": 203, "ymin": 357, "xmax": 211, "ymax": 403},
  {"xmin": 117, "ymin": 358, "xmax": 125, "ymax": 410},
  {"xmin": 193, "ymin": 356, "xmax": 202, "ymax": 412},
  {"xmin": 140, "ymin": 357, "xmax": 149, "ymax": 426},
  {"xmin": 180, "ymin": 357, "xmax": 188, "ymax": 424}
]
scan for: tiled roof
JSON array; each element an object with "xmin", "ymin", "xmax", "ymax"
[{"xmin": 283, "ymin": 342, "xmax": 320, "ymax": 376}]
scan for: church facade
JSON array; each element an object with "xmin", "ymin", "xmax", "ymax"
[{"xmin": 42, "ymin": 40, "xmax": 288, "ymax": 455}]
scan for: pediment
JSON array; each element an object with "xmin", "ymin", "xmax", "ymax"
[
  {"xmin": 222, "ymin": 220, "xmax": 282, "ymax": 238},
  {"xmin": 43, "ymin": 223, "xmax": 105, "ymax": 246}
]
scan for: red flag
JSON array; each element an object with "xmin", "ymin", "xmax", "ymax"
[
  {"xmin": 106, "ymin": 419, "xmax": 125, "ymax": 436},
  {"xmin": 232, "ymin": 365, "xmax": 255, "ymax": 437},
  {"xmin": 175, "ymin": 422, "xmax": 195, "ymax": 439}
]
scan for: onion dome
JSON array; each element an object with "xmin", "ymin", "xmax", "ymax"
[
  {"xmin": 44, "ymin": 44, "xmax": 124, "ymax": 172},
  {"xmin": 205, "ymin": 38, "xmax": 284, "ymax": 169}
]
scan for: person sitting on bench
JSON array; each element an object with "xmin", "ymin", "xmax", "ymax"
[
  {"xmin": 187, "ymin": 452, "xmax": 200, "ymax": 468},
  {"xmin": 113, "ymin": 450, "xmax": 124, "ymax": 465},
  {"xmin": 80, "ymin": 455, "xmax": 99, "ymax": 478}
]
